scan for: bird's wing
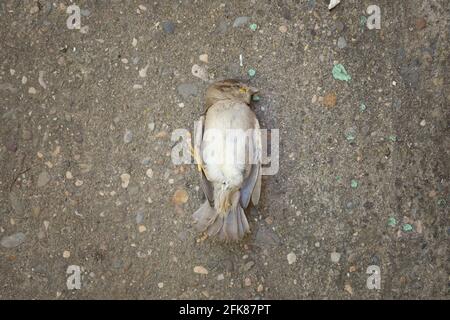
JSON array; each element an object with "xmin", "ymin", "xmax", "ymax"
[
  {"xmin": 239, "ymin": 117, "xmax": 262, "ymax": 208},
  {"xmin": 194, "ymin": 115, "xmax": 214, "ymax": 204}
]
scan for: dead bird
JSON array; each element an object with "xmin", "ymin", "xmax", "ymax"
[{"xmin": 192, "ymin": 79, "xmax": 262, "ymax": 241}]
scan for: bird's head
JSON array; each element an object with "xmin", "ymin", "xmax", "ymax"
[{"xmin": 205, "ymin": 79, "xmax": 258, "ymax": 108}]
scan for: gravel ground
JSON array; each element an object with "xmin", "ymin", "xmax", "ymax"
[{"xmin": 0, "ymin": 0, "xmax": 448, "ymax": 299}]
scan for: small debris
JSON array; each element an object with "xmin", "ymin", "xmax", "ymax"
[
  {"xmin": 287, "ymin": 252, "xmax": 297, "ymax": 265},
  {"xmin": 139, "ymin": 64, "xmax": 149, "ymax": 78},
  {"xmin": 415, "ymin": 17, "xmax": 427, "ymax": 30},
  {"xmin": 337, "ymin": 36, "xmax": 347, "ymax": 49},
  {"xmin": 344, "ymin": 284, "xmax": 353, "ymax": 295},
  {"xmin": 120, "ymin": 173, "xmax": 131, "ymax": 188},
  {"xmin": 75, "ymin": 179, "xmax": 83, "ymax": 187},
  {"xmin": 38, "ymin": 71, "xmax": 47, "ymax": 89},
  {"xmin": 138, "ymin": 225, "xmax": 147, "ymax": 233},
  {"xmin": 162, "ymin": 21, "xmax": 175, "ymax": 34},
  {"xmin": 28, "ymin": 87, "xmax": 37, "ymax": 94},
  {"xmin": 244, "ymin": 278, "xmax": 252, "ymax": 287},
  {"xmin": 199, "ymin": 54, "xmax": 208, "ymax": 63},
  {"xmin": 146, "ymin": 168, "xmax": 153, "ymax": 178},
  {"xmin": 217, "ymin": 274, "xmax": 225, "ymax": 281},
  {"xmin": 132, "ymin": 38, "xmax": 138, "ymax": 47},
  {"xmin": 37, "ymin": 171, "xmax": 51, "ymax": 187},
  {"xmin": 193, "ymin": 266, "xmax": 208, "ymax": 275},
  {"xmin": 191, "ymin": 64, "xmax": 208, "ymax": 81},
  {"xmin": 66, "ymin": 171, "xmax": 73, "ymax": 180},
  {"xmin": 63, "ymin": 250, "xmax": 71, "ymax": 259},
  {"xmin": 332, "ymin": 64, "xmax": 351, "ymax": 81},
  {"xmin": 257, "ymin": 284, "xmax": 264, "ymax": 292},
  {"xmin": 279, "ymin": 25, "xmax": 288, "ymax": 33},
  {"xmin": 323, "ymin": 93, "xmax": 337, "ymax": 108},
  {"xmin": 402, "ymin": 223, "xmax": 413, "ymax": 232},
  {"xmin": 387, "ymin": 217, "xmax": 397, "ymax": 227},
  {"xmin": 123, "ymin": 129, "xmax": 133, "ymax": 144},
  {"xmin": 1, "ymin": 232, "xmax": 26, "ymax": 248},
  {"xmin": 233, "ymin": 16, "xmax": 249, "ymax": 28},
  {"xmin": 157, "ymin": 282, "xmax": 164, "ymax": 288},
  {"xmin": 249, "ymin": 23, "xmax": 258, "ymax": 31},
  {"xmin": 350, "ymin": 179, "xmax": 358, "ymax": 189},
  {"xmin": 345, "ymin": 128, "xmax": 356, "ymax": 142},
  {"xmin": 388, "ymin": 135, "xmax": 398, "ymax": 142},
  {"xmin": 330, "ymin": 252, "xmax": 341, "ymax": 263},
  {"xmin": 420, "ymin": 119, "xmax": 426, "ymax": 127},
  {"xmin": 328, "ymin": 0, "xmax": 341, "ymax": 10},
  {"xmin": 248, "ymin": 69, "xmax": 256, "ymax": 77},
  {"xmin": 360, "ymin": 103, "xmax": 367, "ymax": 112},
  {"xmin": 172, "ymin": 189, "xmax": 189, "ymax": 205},
  {"xmin": 252, "ymin": 95, "xmax": 261, "ymax": 102}
]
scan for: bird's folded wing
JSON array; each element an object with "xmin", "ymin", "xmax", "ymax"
[
  {"xmin": 194, "ymin": 116, "xmax": 214, "ymax": 203},
  {"xmin": 240, "ymin": 117, "xmax": 262, "ymax": 208}
]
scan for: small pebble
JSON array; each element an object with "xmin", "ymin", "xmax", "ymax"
[
  {"xmin": 279, "ymin": 25, "xmax": 288, "ymax": 33},
  {"xmin": 158, "ymin": 282, "xmax": 164, "ymax": 288},
  {"xmin": 146, "ymin": 168, "xmax": 154, "ymax": 178},
  {"xmin": 233, "ymin": 16, "xmax": 249, "ymax": 28},
  {"xmin": 331, "ymin": 252, "xmax": 341, "ymax": 263},
  {"xmin": 63, "ymin": 250, "xmax": 71, "ymax": 259},
  {"xmin": 287, "ymin": 252, "xmax": 297, "ymax": 265},
  {"xmin": 138, "ymin": 225, "xmax": 147, "ymax": 233},
  {"xmin": 194, "ymin": 266, "xmax": 208, "ymax": 275},
  {"xmin": 66, "ymin": 171, "xmax": 73, "ymax": 180},
  {"xmin": 420, "ymin": 119, "xmax": 426, "ymax": 127},
  {"xmin": 123, "ymin": 129, "xmax": 133, "ymax": 144},
  {"xmin": 75, "ymin": 179, "xmax": 83, "ymax": 187},
  {"xmin": 28, "ymin": 87, "xmax": 37, "ymax": 94},
  {"xmin": 248, "ymin": 69, "xmax": 256, "ymax": 77},
  {"xmin": 1, "ymin": 232, "xmax": 26, "ymax": 248},
  {"xmin": 337, "ymin": 36, "xmax": 347, "ymax": 49},
  {"xmin": 37, "ymin": 171, "xmax": 51, "ymax": 187},
  {"xmin": 120, "ymin": 173, "xmax": 131, "ymax": 188},
  {"xmin": 350, "ymin": 180, "xmax": 358, "ymax": 189},
  {"xmin": 162, "ymin": 21, "xmax": 175, "ymax": 34},
  {"xmin": 217, "ymin": 274, "xmax": 225, "ymax": 281},
  {"xmin": 199, "ymin": 54, "xmax": 208, "ymax": 63}
]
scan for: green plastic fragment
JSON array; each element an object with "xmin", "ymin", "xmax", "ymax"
[
  {"xmin": 388, "ymin": 135, "xmax": 398, "ymax": 142},
  {"xmin": 360, "ymin": 103, "xmax": 367, "ymax": 112},
  {"xmin": 387, "ymin": 217, "xmax": 397, "ymax": 227},
  {"xmin": 248, "ymin": 68, "xmax": 256, "ymax": 77},
  {"xmin": 402, "ymin": 223, "xmax": 413, "ymax": 232},
  {"xmin": 350, "ymin": 179, "xmax": 358, "ymax": 189},
  {"xmin": 336, "ymin": 175, "xmax": 342, "ymax": 182},
  {"xmin": 252, "ymin": 95, "xmax": 260, "ymax": 102},
  {"xmin": 345, "ymin": 129, "xmax": 356, "ymax": 142},
  {"xmin": 360, "ymin": 16, "xmax": 367, "ymax": 28},
  {"xmin": 249, "ymin": 23, "xmax": 258, "ymax": 31},
  {"xmin": 332, "ymin": 64, "xmax": 351, "ymax": 82}
]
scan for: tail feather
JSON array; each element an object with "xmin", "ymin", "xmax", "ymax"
[{"xmin": 192, "ymin": 202, "xmax": 250, "ymax": 241}]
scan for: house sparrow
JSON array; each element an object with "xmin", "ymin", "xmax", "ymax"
[{"xmin": 192, "ymin": 79, "xmax": 262, "ymax": 241}]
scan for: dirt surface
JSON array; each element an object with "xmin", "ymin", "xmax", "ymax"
[{"xmin": 0, "ymin": 0, "xmax": 449, "ymax": 299}]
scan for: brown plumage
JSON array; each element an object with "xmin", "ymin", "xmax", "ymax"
[{"xmin": 192, "ymin": 80, "xmax": 262, "ymax": 241}]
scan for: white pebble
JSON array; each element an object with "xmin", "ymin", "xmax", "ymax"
[
  {"xmin": 287, "ymin": 252, "xmax": 297, "ymax": 265},
  {"xmin": 331, "ymin": 252, "xmax": 341, "ymax": 263},
  {"xmin": 146, "ymin": 168, "xmax": 154, "ymax": 178},
  {"xmin": 121, "ymin": 173, "xmax": 131, "ymax": 188}
]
